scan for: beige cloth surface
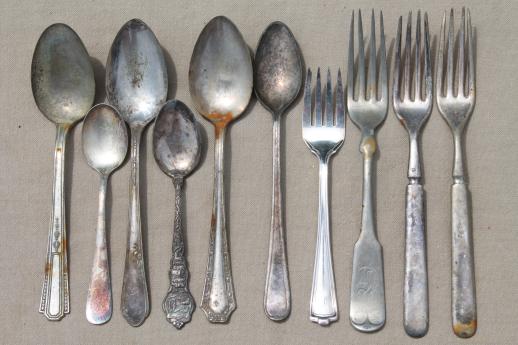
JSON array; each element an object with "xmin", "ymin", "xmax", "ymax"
[{"xmin": 1, "ymin": 0, "xmax": 517, "ymax": 344}]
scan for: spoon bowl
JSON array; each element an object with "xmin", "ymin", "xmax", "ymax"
[
  {"xmin": 153, "ymin": 100, "xmax": 201, "ymax": 178},
  {"xmin": 106, "ymin": 19, "xmax": 168, "ymax": 125},
  {"xmin": 32, "ymin": 23, "xmax": 95, "ymax": 125},
  {"xmin": 254, "ymin": 22, "xmax": 303, "ymax": 115},
  {"xmin": 82, "ymin": 104, "xmax": 128, "ymax": 175},
  {"xmin": 189, "ymin": 16, "xmax": 253, "ymax": 127}
]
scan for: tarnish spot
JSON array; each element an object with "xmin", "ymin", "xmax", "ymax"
[
  {"xmin": 453, "ymin": 319, "xmax": 477, "ymax": 338},
  {"xmin": 360, "ymin": 136, "xmax": 377, "ymax": 158},
  {"xmin": 206, "ymin": 112, "xmax": 233, "ymax": 138}
]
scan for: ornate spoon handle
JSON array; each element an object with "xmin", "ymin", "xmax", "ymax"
[
  {"xmin": 200, "ymin": 127, "xmax": 236, "ymax": 323},
  {"xmin": 264, "ymin": 116, "xmax": 290, "ymax": 321},
  {"xmin": 163, "ymin": 177, "xmax": 194, "ymax": 329},
  {"xmin": 121, "ymin": 126, "xmax": 149, "ymax": 326},
  {"xmin": 40, "ymin": 124, "xmax": 70, "ymax": 320}
]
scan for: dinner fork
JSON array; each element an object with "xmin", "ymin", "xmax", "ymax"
[
  {"xmin": 436, "ymin": 8, "xmax": 477, "ymax": 338},
  {"xmin": 302, "ymin": 68, "xmax": 345, "ymax": 325},
  {"xmin": 393, "ymin": 11, "xmax": 432, "ymax": 338},
  {"xmin": 347, "ymin": 10, "xmax": 387, "ymax": 333}
]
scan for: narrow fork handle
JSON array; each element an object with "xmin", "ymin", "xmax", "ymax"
[
  {"xmin": 404, "ymin": 184, "xmax": 428, "ymax": 337},
  {"xmin": 200, "ymin": 127, "xmax": 236, "ymax": 323},
  {"xmin": 121, "ymin": 126, "xmax": 149, "ymax": 327},
  {"xmin": 40, "ymin": 124, "xmax": 70, "ymax": 320},
  {"xmin": 310, "ymin": 158, "xmax": 337, "ymax": 325},
  {"xmin": 350, "ymin": 135, "xmax": 385, "ymax": 332},
  {"xmin": 451, "ymin": 182, "xmax": 476, "ymax": 338},
  {"xmin": 264, "ymin": 117, "xmax": 290, "ymax": 321}
]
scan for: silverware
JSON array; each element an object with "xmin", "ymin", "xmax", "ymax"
[
  {"xmin": 106, "ymin": 19, "xmax": 168, "ymax": 326},
  {"xmin": 302, "ymin": 68, "xmax": 345, "ymax": 326},
  {"xmin": 153, "ymin": 100, "xmax": 201, "ymax": 329},
  {"xmin": 393, "ymin": 11, "xmax": 432, "ymax": 338},
  {"xmin": 254, "ymin": 21, "xmax": 303, "ymax": 321},
  {"xmin": 347, "ymin": 10, "xmax": 388, "ymax": 333},
  {"xmin": 31, "ymin": 23, "xmax": 95, "ymax": 320},
  {"xmin": 436, "ymin": 8, "xmax": 477, "ymax": 338},
  {"xmin": 189, "ymin": 16, "xmax": 253, "ymax": 323},
  {"xmin": 82, "ymin": 104, "xmax": 128, "ymax": 325}
]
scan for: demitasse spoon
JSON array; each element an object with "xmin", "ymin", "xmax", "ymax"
[
  {"xmin": 153, "ymin": 100, "xmax": 201, "ymax": 329},
  {"xmin": 82, "ymin": 104, "xmax": 128, "ymax": 324}
]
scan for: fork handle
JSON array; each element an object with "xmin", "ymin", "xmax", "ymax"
[
  {"xmin": 404, "ymin": 184, "xmax": 428, "ymax": 337},
  {"xmin": 309, "ymin": 158, "xmax": 337, "ymax": 325},
  {"xmin": 451, "ymin": 182, "xmax": 476, "ymax": 338}
]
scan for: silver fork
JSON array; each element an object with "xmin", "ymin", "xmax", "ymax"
[
  {"xmin": 347, "ymin": 9, "xmax": 387, "ymax": 333},
  {"xmin": 436, "ymin": 8, "xmax": 477, "ymax": 338},
  {"xmin": 393, "ymin": 11, "xmax": 432, "ymax": 338},
  {"xmin": 302, "ymin": 68, "xmax": 345, "ymax": 326}
]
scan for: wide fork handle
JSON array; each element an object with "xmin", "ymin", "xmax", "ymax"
[
  {"xmin": 350, "ymin": 136, "xmax": 385, "ymax": 332},
  {"xmin": 309, "ymin": 158, "xmax": 337, "ymax": 325},
  {"xmin": 451, "ymin": 182, "xmax": 476, "ymax": 338},
  {"xmin": 200, "ymin": 128, "xmax": 236, "ymax": 323},
  {"xmin": 264, "ymin": 117, "xmax": 290, "ymax": 321},
  {"xmin": 40, "ymin": 124, "xmax": 70, "ymax": 320},
  {"xmin": 404, "ymin": 184, "xmax": 428, "ymax": 337},
  {"xmin": 121, "ymin": 126, "xmax": 149, "ymax": 327}
]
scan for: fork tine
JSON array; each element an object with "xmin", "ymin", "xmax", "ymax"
[
  {"xmin": 303, "ymin": 68, "xmax": 312, "ymax": 127},
  {"xmin": 436, "ymin": 11, "xmax": 446, "ymax": 97},
  {"xmin": 458, "ymin": 8, "xmax": 465, "ymax": 96},
  {"xmin": 379, "ymin": 10, "xmax": 388, "ymax": 102},
  {"xmin": 358, "ymin": 10, "xmax": 366, "ymax": 100},
  {"xmin": 368, "ymin": 9, "xmax": 377, "ymax": 100},
  {"xmin": 415, "ymin": 11, "xmax": 421, "ymax": 101},
  {"xmin": 467, "ymin": 9, "xmax": 475, "ymax": 96},
  {"xmin": 348, "ymin": 11, "xmax": 355, "ymax": 102},
  {"xmin": 315, "ymin": 68, "xmax": 322, "ymax": 126},
  {"xmin": 446, "ymin": 9, "xmax": 454, "ymax": 96},
  {"xmin": 393, "ymin": 16, "xmax": 402, "ymax": 104},
  {"xmin": 403, "ymin": 12, "xmax": 412, "ymax": 101},
  {"xmin": 424, "ymin": 12, "xmax": 432, "ymax": 101},
  {"xmin": 336, "ymin": 69, "xmax": 345, "ymax": 128},
  {"xmin": 325, "ymin": 68, "xmax": 334, "ymax": 126}
]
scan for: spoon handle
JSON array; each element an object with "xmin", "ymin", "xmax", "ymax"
[
  {"xmin": 121, "ymin": 126, "xmax": 149, "ymax": 326},
  {"xmin": 264, "ymin": 117, "xmax": 290, "ymax": 321},
  {"xmin": 86, "ymin": 174, "xmax": 112, "ymax": 324},
  {"xmin": 200, "ymin": 127, "xmax": 236, "ymax": 322},
  {"xmin": 40, "ymin": 124, "xmax": 70, "ymax": 320},
  {"xmin": 163, "ymin": 177, "xmax": 195, "ymax": 329}
]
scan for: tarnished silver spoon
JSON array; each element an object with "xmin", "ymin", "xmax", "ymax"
[
  {"xmin": 82, "ymin": 104, "xmax": 128, "ymax": 324},
  {"xmin": 254, "ymin": 21, "xmax": 303, "ymax": 321},
  {"xmin": 153, "ymin": 100, "xmax": 201, "ymax": 329},
  {"xmin": 106, "ymin": 19, "xmax": 168, "ymax": 326},
  {"xmin": 31, "ymin": 23, "xmax": 95, "ymax": 321},
  {"xmin": 189, "ymin": 16, "xmax": 253, "ymax": 323}
]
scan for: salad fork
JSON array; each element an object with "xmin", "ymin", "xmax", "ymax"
[
  {"xmin": 347, "ymin": 9, "xmax": 388, "ymax": 333},
  {"xmin": 393, "ymin": 11, "xmax": 432, "ymax": 338},
  {"xmin": 436, "ymin": 8, "xmax": 477, "ymax": 338},
  {"xmin": 302, "ymin": 68, "xmax": 345, "ymax": 325}
]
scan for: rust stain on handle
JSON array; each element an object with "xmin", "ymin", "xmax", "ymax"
[
  {"xmin": 453, "ymin": 319, "xmax": 477, "ymax": 338},
  {"xmin": 206, "ymin": 112, "xmax": 233, "ymax": 138}
]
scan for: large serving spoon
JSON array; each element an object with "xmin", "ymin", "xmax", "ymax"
[
  {"xmin": 106, "ymin": 19, "xmax": 168, "ymax": 326},
  {"xmin": 254, "ymin": 22, "xmax": 302, "ymax": 321},
  {"xmin": 153, "ymin": 100, "xmax": 201, "ymax": 329},
  {"xmin": 189, "ymin": 16, "xmax": 253, "ymax": 323},
  {"xmin": 31, "ymin": 23, "xmax": 95, "ymax": 320},
  {"xmin": 82, "ymin": 104, "xmax": 128, "ymax": 324}
]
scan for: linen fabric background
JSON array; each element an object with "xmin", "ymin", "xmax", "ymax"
[{"xmin": 1, "ymin": 0, "xmax": 517, "ymax": 344}]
